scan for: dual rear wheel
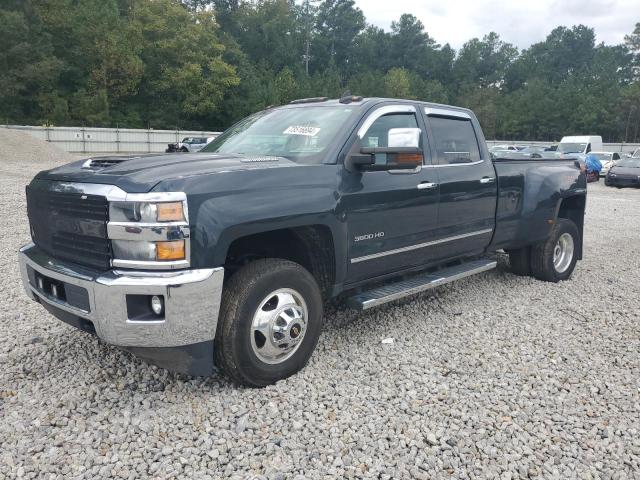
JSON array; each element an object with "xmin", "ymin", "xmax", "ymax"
[{"xmin": 507, "ymin": 218, "xmax": 579, "ymax": 282}]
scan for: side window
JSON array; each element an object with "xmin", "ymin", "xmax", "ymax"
[
  {"xmin": 613, "ymin": 153, "xmax": 620, "ymax": 160},
  {"xmin": 428, "ymin": 116, "xmax": 481, "ymax": 165},
  {"xmin": 586, "ymin": 143, "xmax": 591, "ymax": 153},
  {"xmin": 361, "ymin": 113, "xmax": 420, "ymax": 165}
]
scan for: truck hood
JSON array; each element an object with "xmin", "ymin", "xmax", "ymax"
[{"xmin": 36, "ymin": 153, "xmax": 300, "ymax": 193}]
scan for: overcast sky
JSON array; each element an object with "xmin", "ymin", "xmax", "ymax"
[{"xmin": 354, "ymin": 0, "xmax": 638, "ymax": 50}]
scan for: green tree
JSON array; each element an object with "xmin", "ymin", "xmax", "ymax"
[
  {"xmin": 625, "ymin": 22, "xmax": 640, "ymax": 79},
  {"xmin": 384, "ymin": 68, "xmax": 412, "ymax": 98},
  {"xmin": 315, "ymin": 0, "xmax": 365, "ymax": 77},
  {"xmin": 1, "ymin": 0, "xmax": 639, "ymax": 142},
  {"xmin": 121, "ymin": 0, "xmax": 239, "ymax": 127},
  {"xmin": 454, "ymin": 32, "xmax": 518, "ymax": 89},
  {"xmin": 0, "ymin": 1, "xmax": 64, "ymax": 124}
]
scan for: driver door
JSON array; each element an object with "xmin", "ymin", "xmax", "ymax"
[{"xmin": 339, "ymin": 104, "xmax": 441, "ymax": 284}]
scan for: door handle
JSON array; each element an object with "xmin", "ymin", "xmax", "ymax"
[
  {"xmin": 480, "ymin": 177, "xmax": 495, "ymax": 184},
  {"xmin": 417, "ymin": 182, "xmax": 438, "ymax": 190}
]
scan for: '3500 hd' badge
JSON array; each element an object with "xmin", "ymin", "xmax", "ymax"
[{"xmin": 354, "ymin": 232, "xmax": 385, "ymax": 242}]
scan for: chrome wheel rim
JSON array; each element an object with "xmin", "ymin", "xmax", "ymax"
[
  {"xmin": 553, "ymin": 232, "xmax": 574, "ymax": 273},
  {"xmin": 250, "ymin": 288, "xmax": 308, "ymax": 365}
]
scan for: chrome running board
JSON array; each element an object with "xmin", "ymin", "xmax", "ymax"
[{"xmin": 347, "ymin": 258, "xmax": 497, "ymax": 310}]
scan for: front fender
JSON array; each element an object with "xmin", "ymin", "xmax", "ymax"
[{"xmin": 156, "ymin": 165, "xmax": 348, "ymax": 283}]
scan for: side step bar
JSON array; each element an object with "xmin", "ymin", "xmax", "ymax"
[{"xmin": 347, "ymin": 258, "xmax": 497, "ymax": 310}]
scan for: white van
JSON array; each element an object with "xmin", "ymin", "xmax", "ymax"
[{"xmin": 558, "ymin": 136, "xmax": 603, "ymax": 155}]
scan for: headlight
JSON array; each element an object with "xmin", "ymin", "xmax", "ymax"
[
  {"xmin": 112, "ymin": 240, "xmax": 186, "ymax": 262},
  {"xmin": 107, "ymin": 192, "xmax": 190, "ymax": 269},
  {"xmin": 109, "ymin": 201, "xmax": 185, "ymax": 223}
]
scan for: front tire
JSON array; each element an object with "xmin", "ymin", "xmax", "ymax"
[
  {"xmin": 215, "ymin": 259, "xmax": 323, "ymax": 387},
  {"xmin": 530, "ymin": 219, "xmax": 579, "ymax": 282}
]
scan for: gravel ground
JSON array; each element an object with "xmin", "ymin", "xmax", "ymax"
[{"xmin": 1, "ymin": 133, "xmax": 639, "ymax": 479}]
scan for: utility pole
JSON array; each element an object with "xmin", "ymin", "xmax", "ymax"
[
  {"xmin": 303, "ymin": 38, "xmax": 311, "ymax": 74},
  {"xmin": 300, "ymin": 0, "xmax": 319, "ymax": 75}
]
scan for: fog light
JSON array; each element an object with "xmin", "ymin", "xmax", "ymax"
[{"xmin": 150, "ymin": 295, "xmax": 164, "ymax": 315}]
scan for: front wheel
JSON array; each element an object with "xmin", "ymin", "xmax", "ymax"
[
  {"xmin": 530, "ymin": 218, "xmax": 579, "ymax": 282},
  {"xmin": 215, "ymin": 259, "xmax": 323, "ymax": 387}
]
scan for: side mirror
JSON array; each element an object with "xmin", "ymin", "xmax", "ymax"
[
  {"xmin": 345, "ymin": 153, "xmax": 375, "ymax": 171},
  {"xmin": 387, "ymin": 128, "xmax": 421, "ymax": 149},
  {"xmin": 347, "ymin": 147, "xmax": 423, "ymax": 172},
  {"xmin": 345, "ymin": 127, "xmax": 423, "ymax": 172}
]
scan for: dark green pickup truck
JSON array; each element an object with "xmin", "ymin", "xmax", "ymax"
[{"xmin": 19, "ymin": 97, "xmax": 587, "ymax": 386}]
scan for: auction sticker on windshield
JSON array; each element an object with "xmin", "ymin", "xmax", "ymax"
[{"xmin": 284, "ymin": 126, "xmax": 321, "ymax": 136}]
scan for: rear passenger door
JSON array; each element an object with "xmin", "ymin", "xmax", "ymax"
[{"xmin": 422, "ymin": 108, "xmax": 497, "ymax": 260}]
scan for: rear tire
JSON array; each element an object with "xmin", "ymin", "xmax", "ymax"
[
  {"xmin": 214, "ymin": 259, "xmax": 323, "ymax": 387},
  {"xmin": 507, "ymin": 247, "xmax": 532, "ymax": 276},
  {"xmin": 530, "ymin": 219, "xmax": 579, "ymax": 282}
]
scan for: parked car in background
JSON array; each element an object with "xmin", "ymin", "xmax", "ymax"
[
  {"xmin": 519, "ymin": 146, "xmax": 551, "ymax": 158},
  {"xmin": 590, "ymin": 151, "xmax": 621, "ymax": 177},
  {"xmin": 166, "ymin": 136, "xmax": 214, "ymax": 153},
  {"xmin": 489, "ymin": 144, "xmax": 519, "ymax": 153},
  {"xmin": 559, "ymin": 136, "xmax": 603, "ymax": 155},
  {"xmin": 605, "ymin": 157, "xmax": 640, "ymax": 188}
]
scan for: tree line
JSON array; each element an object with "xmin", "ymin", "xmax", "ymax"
[{"xmin": 2, "ymin": 0, "xmax": 640, "ymax": 142}]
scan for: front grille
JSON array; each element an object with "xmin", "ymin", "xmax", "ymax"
[{"xmin": 26, "ymin": 186, "xmax": 112, "ymax": 270}]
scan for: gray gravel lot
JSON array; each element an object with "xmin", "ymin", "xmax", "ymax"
[{"xmin": 1, "ymin": 133, "xmax": 639, "ymax": 479}]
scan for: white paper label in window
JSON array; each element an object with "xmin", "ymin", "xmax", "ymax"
[{"xmin": 283, "ymin": 126, "xmax": 321, "ymax": 137}]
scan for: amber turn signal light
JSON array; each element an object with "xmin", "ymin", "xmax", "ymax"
[
  {"xmin": 156, "ymin": 202, "xmax": 184, "ymax": 222},
  {"xmin": 394, "ymin": 153, "xmax": 423, "ymax": 165},
  {"xmin": 156, "ymin": 240, "xmax": 185, "ymax": 261}
]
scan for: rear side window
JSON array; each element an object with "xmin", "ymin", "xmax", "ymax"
[{"xmin": 429, "ymin": 117, "xmax": 481, "ymax": 165}]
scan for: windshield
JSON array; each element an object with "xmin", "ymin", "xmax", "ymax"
[
  {"xmin": 615, "ymin": 158, "xmax": 640, "ymax": 168},
  {"xmin": 592, "ymin": 153, "xmax": 611, "ymax": 161},
  {"xmin": 201, "ymin": 106, "xmax": 358, "ymax": 163},
  {"xmin": 632, "ymin": 148, "xmax": 640, "ymax": 158},
  {"xmin": 559, "ymin": 143, "xmax": 587, "ymax": 154}
]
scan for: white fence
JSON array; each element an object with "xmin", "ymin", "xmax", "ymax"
[
  {"xmin": 486, "ymin": 140, "xmax": 640, "ymax": 154},
  {"xmin": 4, "ymin": 124, "xmax": 639, "ymax": 155},
  {"xmin": 2, "ymin": 125, "xmax": 222, "ymax": 153}
]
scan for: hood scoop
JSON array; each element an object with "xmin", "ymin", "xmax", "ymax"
[
  {"xmin": 82, "ymin": 156, "xmax": 129, "ymax": 170},
  {"xmin": 80, "ymin": 154, "xmax": 160, "ymax": 170}
]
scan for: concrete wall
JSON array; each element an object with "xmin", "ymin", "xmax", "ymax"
[
  {"xmin": 486, "ymin": 140, "xmax": 640, "ymax": 154},
  {"xmin": 2, "ymin": 125, "xmax": 221, "ymax": 153},
  {"xmin": 5, "ymin": 124, "xmax": 639, "ymax": 155}
]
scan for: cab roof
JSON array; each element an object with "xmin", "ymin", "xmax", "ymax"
[{"xmin": 283, "ymin": 97, "xmax": 474, "ymax": 116}]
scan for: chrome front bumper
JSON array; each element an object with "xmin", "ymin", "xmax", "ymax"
[{"xmin": 19, "ymin": 243, "xmax": 224, "ymax": 348}]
